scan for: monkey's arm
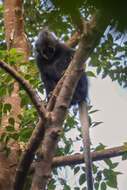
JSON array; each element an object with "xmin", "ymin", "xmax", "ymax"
[{"xmin": 41, "ymin": 74, "xmax": 57, "ymax": 98}]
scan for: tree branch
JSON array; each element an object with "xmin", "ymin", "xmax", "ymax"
[
  {"xmin": 30, "ymin": 145, "xmax": 127, "ymax": 172},
  {"xmin": 65, "ymin": 32, "xmax": 81, "ymax": 48},
  {"xmin": 0, "ymin": 60, "xmax": 46, "ymax": 119},
  {"xmin": 52, "ymin": 145, "xmax": 127, "ymax": 167}
]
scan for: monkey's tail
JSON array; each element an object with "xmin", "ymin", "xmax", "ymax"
[{"xmin": 79, "ymin": 101, "xmax": 93, "ymax": 190}]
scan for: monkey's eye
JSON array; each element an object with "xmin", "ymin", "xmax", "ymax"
[
  {"xmin": 43, "ymin": 47, "xmax": 54, "ymax": 54},
  {"xmin": 47, "ymin": 47, "xmax": 55, "ymax": 53}
]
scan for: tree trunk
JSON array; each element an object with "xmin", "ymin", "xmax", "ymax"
[{"xmin": 0, "ymin": 1, "xmax": 30, "ymax": 189}]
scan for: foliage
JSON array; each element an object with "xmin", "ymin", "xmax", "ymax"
[
  {"xmin": 90, "ymin": 31, "xmax": 127, "ymax": 87},
  {"xmin": 0, "ymin": 49, "xmax": 39, "ymax": 148},
  {"xmin": 89, "ymin": 0, "xmax": 127, "ymax": 32}
]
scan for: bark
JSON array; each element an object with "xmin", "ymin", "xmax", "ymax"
[
  {"xmin": 65, "ymin": 32, "xmax": 80, "ymax": 48},
  {"xmin": 0, "ymin": 0, "xmax": 30, "ymax": 189}
]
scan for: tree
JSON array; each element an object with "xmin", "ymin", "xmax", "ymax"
[{"xmin": 0, "ymin": 0, "xmax": 127, "ymax": 190}]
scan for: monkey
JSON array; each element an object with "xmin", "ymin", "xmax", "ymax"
[
  {"xmin": 35, "ymin": 28, "xmax": 88, "ymax": 105},
  {"xmin": 35, "ymin": 28, "xmax": 93, "ymax": 190}
]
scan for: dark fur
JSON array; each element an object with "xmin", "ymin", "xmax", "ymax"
[{"xmin": 35, "ymin": 28, "xmax": 88, "ymax": 105}]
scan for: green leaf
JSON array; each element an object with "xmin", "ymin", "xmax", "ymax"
[
  {"xmin": 86, "ymin": 71, "xmax": 96, "ymax": 77},
  {"xmin": 8, "ymin": 117, "xmax": 15, "ymax": 126},
  {"xmin": 9, "ymin": 48, "xmax": 17, "ymax": 54},
  {"xmin": 3, "ymin": 103, "xmax": 12, "ymax": 113},
  {"xmin": 20, "ymin": 93, "xmax": 30, "ymax": 108},
  {"xmin": 104, "ymin": 159, "xmax": 113, "ymax": 168},
  {"xmin": 124, "ymin": 142, "xmax": 127, "ymax": 147},
  {"xmin": 97, "ymin": 66, "xmax": 101, "ymax": 74},
  {"xmin": 5, "ymin": 135, "xmax": 10, "ymax": 144},
  {"xmin": 24, "ymin": 74, "xmax": 31, "ymax": 80},
  {"xmin": 89, "ymin": 109, "xmax": 100, "ymax": 114},
  {"xmin": 74, "ymin": 166, "xmax": 80, "ymax": 174},
  {"xmin": 10, "ymin": 133, "xmax": 19, "ymax": 141},
  {"xmin": 0, "ymin": 50, "xmax": 9, "ymax": 57},
  {"xmin": 18, "ymin": 114, "xmax": 24, "ymax": 120},
  {"xmin": 122, "ymin": 152, "xmax": 127, "ymax": 160},
  {"xmin": 8, "ymin": 82, "xmax": 14, "ymax": 95},
  {"xmin": 5, "ymin": 75, "xmax": 13, "ymax": 83},
  {"xmin": 74, "ymin": 187, "xmax": 80, "ymax": 190},
  {"xmin": 0, "ymin": 132, "xmax": 6, "ymax": 142},
  {"xmin": 0, "ymin": 87, "xmax": 6, "ymax": 98},
  {"xmin": 0, "ymin": 103, "xmax": 3, "ymax": 110},
  {"xmin": 101, "ymin": 182, "xmax": 106, "ymax": 190},
  {"xmin": 93, "ymin": 165, "xmax": 98, "ymax": 174},
  {"xmin": 64, "ymin": 184, "xmax": 71, "ymax": 190},
  {"xmin": 95, "ymin": 143, "xmax": 106, "ymax": 151},
  {"xmin": 96, "ymin": 171, "xmax": 102, "ymax": 182},
  {"xmin": 110, "ymin": 162, "xmax": 119, "ymax": 169},
  {"xmin": 103, "ymin": 169, "xmax": 118, "ymax": 188},
  {"xmin": 106, "ymin": 177, "xmax": 117, "ymax": 188},
  {"xmin": 6, "ymin": 125, "xmax": 15, "ymax": 132},
  {"xmin": 20, "ymin": 128, "xmax": 33, "ymax": 142},
  {"xmin": 79, "ymin": 173, "xmax": 86, "ymax": 185},
  {"xmin": 92, "ymin": 121, "xmax": 103, "ymax": 127},
  {"xmin": 82, "ymin": 187, "xmax": 87, "ymax": 190},
  {"xmin": 104, "ymin": 159, "xmax": 119, "ymax": 169},
  {"xmin": 94, "ymin": 182, "xmax": 99, "ymax": 190}
]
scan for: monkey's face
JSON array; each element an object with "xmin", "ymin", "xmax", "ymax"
[
  {"xmin": 41, "ymin": 43, "xmax": 55, "ymax": 60},
  {"xmin": 36, "ymin": 40, "xmax": 55, "ymax": 61},
  {"xmin": 36, "ymin": 30, "xmax": 57, "ymax": 61}
]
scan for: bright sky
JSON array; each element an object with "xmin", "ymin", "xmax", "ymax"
[{"xmin": 90, "ymin": 74, "xmax": 127, "ymax": 190}]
